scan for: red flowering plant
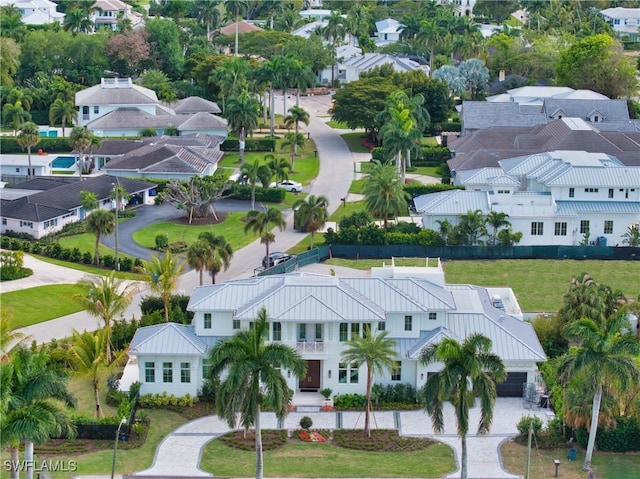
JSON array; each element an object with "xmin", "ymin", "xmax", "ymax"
[{"xmin": 298, "ymin": 431, "xmax": 327, "ymax": 443}]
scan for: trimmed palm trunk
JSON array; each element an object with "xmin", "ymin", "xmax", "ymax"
[
  {"xmin": 255, "ymin": 407, "xmax": 264, "ymax": 479},
  {"xmin": 94, "ymin": 380, "xmax": 103, "ymax": 418},
  {"xmin": 364, "ymin": 365, "xmax": 373, "ymax": 437},
  {"xmin": 25, "ymin": 441, "xmax": 34, "ymax": 479},
  {"xmin": 584, "ymin": 383, "xmax": 602, "ymax": 469},
  {"xmin": 461, "ymin": 434, "xmax": 468, "ymax": 479},
  {"xmin": 8, "ymin": 445, "xmax": 19, "ymax": 479},
  {"xmin": 269, "ymin": 87, "xmax": 275, "ymax": 136}
]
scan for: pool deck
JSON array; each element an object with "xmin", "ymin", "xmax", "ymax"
[{"xmin": 0, "ymin": 153, "xmax": 74, "ymax": 168}]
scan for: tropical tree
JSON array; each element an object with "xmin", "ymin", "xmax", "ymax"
[
  {"xmin": 196, "ymin": 0, "xmax": 222, "ymax": 40},
  {"xmin": 322, "ymin": 11, "xmax": 346, "ymax": 86},
  {"xmin": 244, "ymin": 207, "xmax": 286, "ymax": 264},
  {"xmin": 455, "ymin": 209, "xmax": 488, "ymax": 245},
  {"xmin": 281, "ymin": 132, "xmax": 305, "ymax": 169},
  {"xmin": 241, "ymin": 159, "xmax": 271, "ymax": 210},
  {"xmin": 284, "ymin": 105, "xmax": 310, "ymax": 155},
  {"xmin": 255, "ymin": 57, "xmax": 280, "ymax": 136},
  {"xmin": 16, "ymin": 122, "xmax": 39, "ymax": 179},
  {"xmin": 0, "ymin": 309, "xmax": 25, "ymax": 354},
  {"xmin": 420, "ymin": 334, "xmax": 506, "ymax": 479},
  {"xmin": 223, "ymin": 0, "xmax": 249, "ymax": 56},
  {"xmin": 558, "ymin": 274, "xmax": 626, "ymax": 326},
  {"xmin": 621, "ymin": 224, "xmax": 640, "ymax": 247},
  {"xmin": 558, "ymin": 314, "xmax": 640, "ymax": 470},
  {"xmin": 362, "ymin": 161, "xmax": 409, "ymax": 228},
  {"xmin": 63, "ymin": 5, "xmax": 93, "ymax": 35},
  {"xmin": 144, "ymin": 252, "xmax": 186, "ymax": 323},
  {"xmin": 49, "ymin": 98, "xmax": 77, "ymax": 136},
  {"xmin": 208, "ymin": 307, "xmax": 306, "ymax": 479},
  {"xmin": 79, "ymin": 189, "xmax": 98, "ymax": 218},
  {"xmin": 67, "ymin": 329, "xmax": 123, "ymax": 418},
  {"xmin": 198, "ymin": 232, "xmax": 234, "ymax": 284},
  {"xmin": 435, "ymin": 218, "xmax": 454, "ymax": 245},
  {"xmin": 69, "ymin": 126, "xmax": 93, "ymax": 179},
  {"xmin": 225, "ymin": 90, "xmax": 260, "ymax": 165},
  {"xmin": 293, "ymin": 195, "xmax": 329, "ymax": 249},
  {"xmin": 2, "ymin": 100, "xmax": 31, "ymax": 133},
  {"xmin": 341, "ymin": 330, "xmax": 396, "ymax": 437},
  {"xmin": 187, "ymin": 239, "xmax": 213, "ymax": 286},
  {"xmin": 486, "ymin": 211, "xmax": 510, "ymax": 245},
  {"xmin": 76, "ymin": 272, "xmax": 137, "ymax": 362},
  {"xmin": 1, "ymin": 346, "xmax": 76, "ymax": 479},
  {"xmin": 266, "ymin": 154, "xmax": 290, "ymax": 184},
  {"xmin": 84, "ymin": 209, "xmax": 114, "ymax": 265},
  {"xmin": 212, "ymin": 56, "xmax": 249, "ymax": 111}
]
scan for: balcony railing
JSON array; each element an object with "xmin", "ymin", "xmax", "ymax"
[{"xmin": 295, "ymin": 341, "xmax": 325, "ymax": 353}]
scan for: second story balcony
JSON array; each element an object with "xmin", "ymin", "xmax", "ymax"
[{"xmin": 295, "ymin": 341, "xmax": 325, "ymax": 354}]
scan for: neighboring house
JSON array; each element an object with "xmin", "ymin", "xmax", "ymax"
[
  {"xmin": 448, "ymin": 117, "xmax": 640, "ymax": 172},
  {"xmin": 299, "ymin": 9, "xmax": 334, "ymax": 21},
  {"xmin": 102, "ymin": 134, "xmax": 225, "ymax": 181},
  {"xmin": 124, "ymin": 262, "xmax": 545, "ymax": 399},
  {"xmin": 417, "ymin": 150, "xmax": 640, "ymax": 246},
  {"xmin": 1, "ymin": 153, "xmax": 59, "ymax": 178},
  {"xmin": 601, "ymin": 7, "xmax": 640, "ymax": 42},
  {"xmin": 486, "ymin": 86, "xmax": 608, "ymax": 105},
  {"xmin": 444, "ymin": 0, "xmax": 475, "ymax": 17},
  {"xmin": 75, "ymin": 78, "xmax": 228, "ymax": 138},
  {"xmin": 91, "ymin": 0, "xmax": 143, "ymax": 31},
  {"xmin": 217, "ymin": 20, "xmax": 264, "ymax": 36},
  {"xmin": 0, "ymin": 175, "xmax": 155, "ymax": 239},
  {"xmin": 373, "ymin": 18, "xmax": 403, "ymax": 47},
  {"xmin": 0, "ymin": 0, "xmax": 64, "ymax": 25},
  {"xmin": 319, "ymin": 53, "xmax": 429, "ymax": 85}
]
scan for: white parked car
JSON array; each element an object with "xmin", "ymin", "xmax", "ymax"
[{"xmin": 270, "ymin": 180, "xmax": 302, "ymax": 193}]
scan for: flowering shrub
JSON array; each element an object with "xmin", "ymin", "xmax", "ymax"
[{"xmin": 298, "ymin": 431, "xmax": 327, "ymax": 443}]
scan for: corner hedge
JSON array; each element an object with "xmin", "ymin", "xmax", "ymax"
[
  {"xmin": 221, "ymin": 138, "xmax": 276, "ymax": 152},
  {"xmin": 372, "ymin": 146, "xmax": 451, "ymax": 166}
]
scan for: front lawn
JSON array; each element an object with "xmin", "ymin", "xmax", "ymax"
[
  {"xmin": 501, "ymin": 440, "xmax": 640, "ymax": 479},
  {"xmin": 329, "ymin": 200, "xmax": 367, "ymax": 222},
  {"xmin": 1, "ymin": 284, "xmax": 85, "ymax": 328},
  {"xmin": 326, "ymin": 120, "xmax": 349, "ymax": 129},
  {"xmin": 201, "ymin": 431, "xmax": 454, "ymax": 477},
  {"xmin": 349, "ymin": 178, "xmax": 366, "ymax": 194},
  {"xmin": 341, "ymin": 132, "xmax": 372, "ymax": 153},
  {"xmin": 33, "ymin": 255, "xmax": 142, "ymax": 280},
  {"xmin": 132, "ymin": 212, "xmax": 258, "ymax": 251}
]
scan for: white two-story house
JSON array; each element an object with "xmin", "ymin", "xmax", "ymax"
[
  {"xmin": 91, "ymin": 0, "xmax": 143, "ymax": 31},
  {"xmin": 601, "ymin": 7, "xmax": 640, "ymax": 42},
  {"xmin": 123, "ymin": 262, "xmax": 545, "ymax": 403},
  {"xmin": 416, "ymin": 150, "xmax": 640, "ymax": 246}
]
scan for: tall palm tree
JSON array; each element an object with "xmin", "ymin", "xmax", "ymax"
[
  {"xmin": 2, "ymin": 101, "xmax": 31, "ymax": 133},
  {"xmin": 621, "ymin": 224, "xmax": 640, "ymax": 247},
  {"xmin": 16, "ymin": 122, "xmax": 39, "ymax": 178},
  {"xmin": 84, "ymin": 209, "xmax": 114, "ymax": 265},
  {"xmin": 208, "ymin": 307, "xmax": 306, "ymax": 479},
  {"xmin": 187, "ymin": 239, "xmax": 212, "ymax": 286},
  {"xmin": 362, "ymin": 161, "xmax": 409, "ymax": 229},
  {"xmin": 212, "ymin": 56, "xmax": 249, "ymax": 111},
  {"xmin": 266, "ymin": 154, "xmax": 290, "ymax": 184},
  {"xmin": 420, "ymin": 334, "xmax": 506, "ymax": 479},
  {"xmin": 144, "ymin": 252, "xmax": 186, "ymax": 323},
  {"xmin": 486, "ymin": 211, "xmax": 510, "ymax": 246},
  {"xmin": 288, "ymin": 59, "xmax": 316, "ymax": 107},
  {"xmin": 244, "ymin": 207, "xmax": 286, "ymax": 265},
  {"xmin": 63, "ymin": 6, "xmax": 93, "ymax": 35},
  {"xmin": 241, "ymin": 159, "xmax": 271, "ymax": 210},
  {"xmin": 558, "ymin": 314, "xmax": 640, "ymax": 470},
  {"xmin": 0, "ymin": 309, "xmax": 26, "ymax": 354},
  {"xmin": 322, "ymin": 11, "xmax": 346, "ymax": 87},
  {"xmin": 281, "ymin": 132, "xmax": 305, "ymax": 169},
  {"xmin": 255, "ymin": 57, "xmax": 280, "ymax": 136},
  {"xmin": 69, "ymin": 126, "xmax": 93, "ymax": 179},
  {"xmin": 49, "ymin": 98, "xmax": 77, "ymax": 136},
  {"xmin": 223, "ymin": 0, "xmax": 249, "ymax": 56},
  {"xmin": 67, "ymin": 329, "xmax": 124, "ymax": 418},
  {"xmin": 284, "ymin": 105, "xmax": 310, "ymax": 155},
  {"xmin": 456, "ymin": 209, "xmax": 488, "ymax": 246},
  {"xmin": 76, "ymin": 272, "xmax": 137, "ymax": 362},
  {"xmin": 1, "ymin": 346, "xmax": 76, "ymax": 479},
  {"xmin": 225, "ymin": 90, "xmax": 260, "ymax": 165},
  {"xmin": 197, "ymin": 0, "xmax": 221, "ymax": 40},
  {"xmin": 558, "ymin": 274, "xmax": 625, "ymax": 326},
  {"xmin": 341, "ymin": 330, "xmax": 396, "ymax": 437},
  {"xmin": 198, "ymin": 232, "xmax": 234, "ymax": 284},
  {"xmin": 293, "ymin": 195, "xmax": 328, "ymax": 249}
]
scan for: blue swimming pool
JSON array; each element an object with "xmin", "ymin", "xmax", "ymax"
[{"xmin": 50, "ymin": 156, "xmax": 76, "ymax": 169}]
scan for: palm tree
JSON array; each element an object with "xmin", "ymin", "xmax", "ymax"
[
  {"xmin": 435, "ymin": 218, "xmax": 454, "ymax": 245},
  {"xmin": 67, "ymin": 329, "xmax": 123, "ymax": 418},
  {"xmin": 197, "ymin": 0, "xmax": 222, "ymax": 40},
  {"xmin": 76, "ymin": 272, "xmax": 137, "ymax": 362},
  {"xmin": 225, "ymin": 90, "xmax": 260, "ymax": 165},
  {"xmin": 289, "ymin": 58, "xmax": 316, "ymax": 107},
  {"xmin": 244, "ymin": 207, "xmax": 286, "ymax": 265},
  {"xmin": 1, "ymin": 346, "xmax": 76, "ymax": 479},
  {"xmin": 144, "ymin": 252, "xmax": 186, "ymax": 323},
  {"xmin": 212, "ymin": 56, "xmax": 249, "ymax": 111},
  {"xmin": 187, "ymin": 239, "xmax": 212, "ymax": 286},
  {"xmin": 293, "ymin": 195, "xmax": 328, "ymax": 249},
  {"xmin": 0, "ymin": 309, "xmax": 25, "ymax": 354},
  {"xmin": 420, "ymin": 334, "xmax": 506, "ymax": 479},
  {"xmin": 198, "ymin": 232, "xmax": 234, "ymax": 284},
  {"xmin": 241, "ymin": 158, "xmax": 271, "ymax": 210},
  {"xmin": 456, "ymin": 209, "xmax": 488, "ymax": 245},
  {"xmin": 255, "ymin": 57, "xmax": 280, "ymax": 136},
  {"xmin": 208, "ymin": 307, "xmax": 306, "ymax": 479},
  {"xmin": 266, "ymin": 155, "xmax": 290, "ymax": 184},
  {"xmin": 84, "ymin": 209, "xmax": 114, "ymax": 265},
  {"xmin": 223, "ymin": 0, "xmax": 249, "ymax": 56},
  {"xmin": 558, "ymin": 274, "xmax": 625, "ymax": 326},
  {"xmin": 621, "ymin": 224, "xmax": 640, "ymax": 247},
  {"xmin": 284, "ymin": 105, "xmax": 310, "ymax": 156},
  {"xmin": 362, "ymin": 161, "xmax": 409, "ymax": 229},
  {"xmin": 486, "ymin": 211, "xmax": 510, "ymax": 246},
  {"xmin": 2, "ymin": 101, "xmax": 31, "ymax": 133},
  {"xmin": 49, "ymin": 98, "xmax": 77, "ymax": 136},
  {"xmin": 63, "ymin": 7, "xmax": 93, "ymax": 35},
  {"xmin": 281, "ymin": 132, "xmax": 305, "ymax": 169},
  {"xmin": 322, "ymin": 11, "xmax": 346, "ymax": 87},
  {"xmin": 79, "ymin": 189, "xmax": 98, "ymax": 218},
  {"xmin": 16, "ymin": 122, "xmax": 39, "ymax": 179},
  {"xmin": 69, "ymin": 126, "xmax": 93, "ymax": 179},
  {"xmin": 341, "ymin": 330, "xmax": 396, "ymax": 437},
  {"xmin": 558, "ymin": 314, "xmax": 640, "ymax": 470}
]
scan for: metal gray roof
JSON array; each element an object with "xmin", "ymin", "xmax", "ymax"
[
  {"xmin": 414, "ymin": 190, "xmax": 490, "ymax": 215},
  {"xmin": 340, "ymin": 278, "xmax": 431, "ymax": 313},
  {"xmin": 556, "ymin": 201, "xmax": 640, "ymax": 216},
  {"xmin": 76, "ymin": 82, "xmax": 157, "ymax": 106},
  {"xmin": 129, "ymin": 323, "xmax": 207, "ymax": 356},
  {"xmin": 384, "ymin": 278, "xmax": 456, "ymax": 310},
  {"xmin": 543, "ymin": 98, "xmax": 629, "ymax": 121},
  {"xmin": 462, "ymin": 101, "xmax": 548, "ymax": 132},
  {"xmin": 173, "ymin": 97, "xmax": 222, "ymax": 114}
]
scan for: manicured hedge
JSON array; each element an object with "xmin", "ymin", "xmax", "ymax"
[
  {"xmin": 371, "ymin": 145, "xmax": 451, "ymax": 166},
  {"xmin": 0, "ymin": 137, "xmax": 72, "ymax": 154},
  {"xmin": 221, "ymin": 138, "xmax": 276, "ymax": 152},
  {"xmin": 404, "ymin": 183, "xmax": 462, "ymax": 197},
  {"xmin": 432, "ymin": 121, "xmax": 461, "ymax": 133},
  {"xmin": 576, "ymin": 417, "xmax": 640, "ymax": 452},
  {"xmin": 229, "ymin": 184, "xmax": 286, "ymax": 202}
]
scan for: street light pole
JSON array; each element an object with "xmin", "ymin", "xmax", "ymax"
[{"xmin": 110, "ymin": 417, "xmax": 127, "ymax": 479}]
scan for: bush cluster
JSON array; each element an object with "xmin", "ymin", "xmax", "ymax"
[
  {"xmin": 371, "ymin": 383, "xmax": 420, "ymax": 407},
  {"xmin": 371, "ymin": 146, "xmax": 452, "ymax": 166},
  {"xmin": 138, "ymin": 392, "xmax": 199, "ymax": 409},
  {"xmin": 221, "ymin": 138, "xmax": 276, "ymax": 152},
  {"xmin": 576, "ymin": 416, "xmax": 640, "ymax": 452},
  {"xmin": 218, "ymin": 430, "xmax": 288, "ymax": 451},
  {"xmin": 0, "ymin": 137, "xmax": 72, "ymax": 154},
  {"xmin": 514, "ymin": 416, "xmax": 565, "ymax": 449},
  {"xmin": 324, "ymin": 223, "xmax": 444, "ymax": 247},
  {"xmin": 332, "ymin": 429, "xmax": 434, "ymax": 452},
  {"xmin": 228, "ymin": 184, "xmax": 286, "ymax": 202},
  {"xmin": 404, "ymin": 183, "xmax": 461, "ymax": 197}
]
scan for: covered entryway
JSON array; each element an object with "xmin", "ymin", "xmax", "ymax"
[
  {"xmin": 496, "ymin": 372, "xmax": 527, "ymax": 397},
  {"xmin": 298, "ymin": 360, "xmax": 320, "ymax": 391}
]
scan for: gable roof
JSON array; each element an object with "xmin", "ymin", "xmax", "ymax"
[
  {"xmin": 104, "ymin": 144, "xmax": 222, "ymax": 175},
  {"xmin": 85, "ymin": 109, "xmax": 228, "ymax": 132},
  {"xmin": 218, "ymin": 21, "xmax": 263, "ymax": 36},
  {"xmin": 76, "ymin": 79, "xmax": 157, "ymax": 106},
  {"xmin": 173, "ymin": 97, "xmax": 222, "ymax": 114},
  {"xmin": 414, "ymin": 190, "xmax": 490, "ymax": 215},
  {"xmin": 543, "ymin": 98, "xmax": 629, "ymax": 121},
  {"xmin": 129, "ymin": 323, "xmax": 207, "ymax": 356},
  {"xmin": 462, "ymin": 102, "xmax": 547, "ymax": 131}
]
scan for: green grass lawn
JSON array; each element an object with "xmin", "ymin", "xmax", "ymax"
[
  {"xmin": 67, "ymin": 375, "xmax": 118, "ymax": 418},
  {"xmin": 132, "ymin": 212, "xmax": 259, "ymax": 251},
  {"xmin": 349, "ymin": 178, "xmax": 366, "ymax": 194},
  {"xmin": 341, "ymin": 132, "xmax": 372, "ymax": 153},
  {"xmin": 33, "ymin": 255, "xmax": 142, "ymax": 280},
  {"xmin": 326, "ymin": 120, "xmax": 349, "ymax": 129},
  {"xmin": 328, "ymin": 200, "xmax": 367, "ymax": 222},
  {"xmin": 407, "ymin": 165, "xmax": 441, "ymax": 178},
  {"xmin": 1, "ymin": 284, "xmax": 85, "ymax": 328},
  {"xmin": 420, "ymin": 136, "xmax": 440, "ymax": 146},
  {"xmin": 323, "ymin": 258, "xmax": 640, "ymax": 312},
  {"xmin": 200, "ymin": 439, "xmax": 454, "ymax": 477},
  {"xmin": 287, "ymin": 233, "xmax": 325, "ymax": 255},
  {"xmin": 501, "ymin": 440, "xmax": 640, "ymax": 479},
  {"xmin": 57, "ymin": 232, "xmax": 115, "ymax": 260}
]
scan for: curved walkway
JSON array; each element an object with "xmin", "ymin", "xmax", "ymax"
[{"xmin": 134, "ymin": 398, "xmax": 547, "ymax": 478}]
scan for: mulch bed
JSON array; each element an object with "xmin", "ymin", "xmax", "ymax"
[{"xmin": 169, "ymin": 212, "xmax": 228, "ymax": 226}]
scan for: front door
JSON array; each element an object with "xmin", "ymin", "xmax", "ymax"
[{"xmin": 298, "ymin": 360, "xmax": 321, "ymax": 391}]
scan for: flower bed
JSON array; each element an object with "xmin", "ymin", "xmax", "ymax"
[{"xmin": 298, "ymin": 431, "xmax": 327, "ymax": 443}]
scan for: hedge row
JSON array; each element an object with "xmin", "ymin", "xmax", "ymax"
[
  {"xmin": 0, "ymin": 137, "xmax": 73, "ymax": 154},
  {"xmin": 432, "ymin": 121, "xmax": 461, "ymax": 133},
  {"xmin": 576, "ymin": 417, "xmax": 640, "ymax": 452},
  {"xmin": 404, "ymin": 183, "xmax": 461, "ymax": 197},
  {"xmin": 228, "ymin": 184, "xmax": 286, "ymax": 202},
  {"xmin": 221, "ymin": 138, "xmax": 277, "ymax": 152},
  {"xmin": 371, "ymin": 146, "xmax": 451, "ymax": 166}
]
